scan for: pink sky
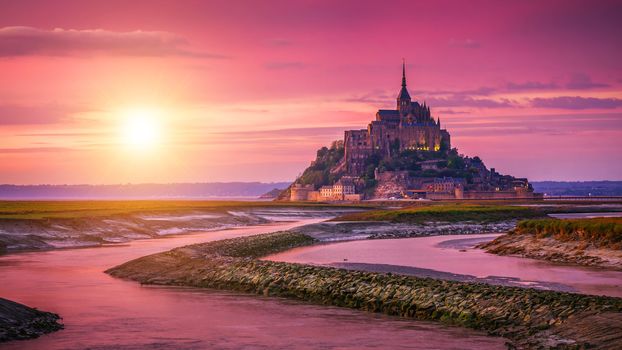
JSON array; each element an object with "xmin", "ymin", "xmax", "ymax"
[{"xmin": 0, "ymin": 0, "xmax": 621, "ymax": 184}]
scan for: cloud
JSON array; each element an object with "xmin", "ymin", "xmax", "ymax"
[
  {"xmin": 448, "ymin": 38, "xmax": 480, "ymax": 48},
  {"xmin": 0, "ymin": 147, "xmax": 72, "ymax": 154},
  {"xmin": 565, "ymin": 73, "xmax": 610, "ymax": 90},
  {"xmin": 0, "ymin": 104, "xmax": 80, "ymax": 125},
  {"xmin": 344, "ymin": 90, "xmax": 393, "ymax": 104},
  {"xmin": 530, "ymin": 96, "xmax": 622, "ymax": 110},
  {"xmin": 505, "ymin": 81, "xmax": 559, "ymax": 91},
  {"xmin": 436, "ymin": 109, "xmax": 469, "ymax": 115},
  {"xmin": 210, "ymin": 126, "xmax": 347, "ymax": 139},
  {"xmin": 263, "ymin": 61, "xmax": 307, "ymax": 70},
  {"xmin": 427, "ymin": 95, "xmax": 515, "ymax": 108},
  {"xmin": 446, "ymin": 113, "xmax": 622, "ymax": 137},
  {"xmin": 0, "ymin": 26, "xmax": 226, "ymax": 58}
]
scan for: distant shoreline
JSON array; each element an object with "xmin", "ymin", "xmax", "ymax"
[{"xmin": 0, "ymin": 182, "xmax": 290, "ymax": 200}]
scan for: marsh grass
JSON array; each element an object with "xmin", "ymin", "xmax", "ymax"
[
  {"xmin": 515, "ymin": 218, "xmax": 622, "ymax": 249},
  {"xmin": 332, "ymin": 204, "xmax": 543, "ymax": 223},
  {"xmin": 0, "ymin": 200, "xmax": 367, "ymax": 220}
]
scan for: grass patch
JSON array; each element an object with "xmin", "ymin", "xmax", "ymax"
[
  {"xmin": 0, "ymin": 200, "xmax": 369, "ymax": 220},
  {"xmin": 331, "ymin": 204, "xmax": 543, "ymax": 223},
  {"xmin": 514, "ymin": 218, "xmax": 622, "ymax": 249},
  {"xmin": 188, "ymin": 231, "xmax": 317, "ymax": 259}
]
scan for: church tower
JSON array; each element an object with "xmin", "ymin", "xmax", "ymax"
[{"xmin": 397, "ymin": 60, "xmax": 411, "ymax": 116}]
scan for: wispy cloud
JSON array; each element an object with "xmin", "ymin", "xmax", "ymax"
[
  {"xmin": 565, "ymin": 73, "xmax": 610, "ymax": 90},
  {"xmin": 530, "ymin": 96, "xmax": 622, "ymax": 109},
  {"xmin": 263, "ymin": 61, "xmax": 307, "ymax": 70},
  {"xmin": 426, "ymin": 95, "xmax": 515, "ymax": 108},
  {"xmin": 505, "ymin": 81, "xmax": 559, "ymax": 91},
  {"xmin": 0, "ymin": 104, "xmax": 81, "ymax": 125},
  {"xmin": 0, "ymin": 147, "xmax": 73, "ymax": 154},
  {"xmin": 0, "ymin": 26, "xmax": 227, "ymax": 58}
]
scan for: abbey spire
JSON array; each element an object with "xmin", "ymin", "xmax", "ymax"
[{"xmin": 397, "ymin": 59, "xmax": 411, "ymax": 115}]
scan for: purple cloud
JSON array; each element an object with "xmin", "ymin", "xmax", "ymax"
[
  {"xmin": 436, "ymin": 109, "xmax": 469, "ymax": 114},
  {"xmin": 565, "ymin": 73, "xmax": 610, "ymax": 90},
  {"xmin": 0, "ymin": 26, "xmax": 226, "ymax": 58},
  {"xmin": 505, "ymin": 81, "xmax": 559, "ymax": 91},
  {"xmin": 427, "ymin": 95, "xmax": 515, "ymax": 108},
  {"xmin": 531, "ymin": 96, "xmax": 622, "ymax": 109}
]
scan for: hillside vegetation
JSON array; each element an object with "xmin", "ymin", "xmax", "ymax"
[{"xmin": 297, "ymin": 141, "xmax": 345, "ymax": 188}]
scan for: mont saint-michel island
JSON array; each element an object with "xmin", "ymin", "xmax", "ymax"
[
  {"xmin": 1, "ymin": 2, "xmax": 622, "ymax": 350},
  {"xmin": 284, "ymin": 63, "xmax": 539, "ymax": 202}
]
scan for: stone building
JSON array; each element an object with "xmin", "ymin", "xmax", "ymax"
[
  {"xmin": 431, "ymin": 177, "xmax": 466, "ymax": 193},
  {"xmin": 319, "ymin": 176, "xmax": 357, "ymax": 201},
  {"xmin": 290, "ymin": 184, "xmax": 314, "ymax": 201},
  {"xmin": 345, "ymin": 62, "xmax": 451, "ymax": 175}
]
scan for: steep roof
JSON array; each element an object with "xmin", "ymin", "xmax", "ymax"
[{"xmin": 397, "ymin": 86, "xmax": 411, "ymax": 100}]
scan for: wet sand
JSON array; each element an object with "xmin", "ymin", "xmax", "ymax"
[
  {"xmin": 0, "ymin": 218, "xmax": 506, "ymax": 350},
  {"xmin": 266, "ymin": 233, "xmax": 622, "ymax": 297}
]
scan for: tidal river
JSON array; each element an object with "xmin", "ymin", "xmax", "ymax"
[
  {"xmin": 0, "ymin": 215, "xmax": 506, "ymax": 350},
  {"xmin": 267, "ymin": 233, "xmax": 622, "ymax": 298}
]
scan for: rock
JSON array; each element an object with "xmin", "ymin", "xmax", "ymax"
[{"xmin": 0, "ymin": 298, "xmax": 63, "ymax": 342}]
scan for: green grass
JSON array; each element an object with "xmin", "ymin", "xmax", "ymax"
[
  {"xmin": 331, "ymin": 204, "xmax": 543, "ymax": 223},
  {"xmin": 514, "ymin": 218, "xmax": 622, "ymax": 249},
  {"xmin": 189, "ymin": 231, "xmax": 317, "ymax": 259},
  {"xmin": 0, "ymin": 200, "xmax": 368, "ymax": 220}
]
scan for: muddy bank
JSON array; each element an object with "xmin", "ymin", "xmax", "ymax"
[
  {"xmin": 0, "ymin": 207, "xmax": 349, "ymax": 253},
  {"xmin": 480, "ymin": 217, "xmax": 622, "ymax": 270},
  {"xmin": 293, "ymin": 220, "xmax": 518, "ymax": 242},
  {"xmin": 480, "ymin": 234, "xmax": 622, "ymax": 270},
  {"xmin": 0, "ymin": 298, "xmax": 62, "ymax": 342},
  {"xmin": 329, "ymin": 262, "xmax": 578, "ymax": 292},
  {"xmin": 107, "ymin": 231, "xmax": 622, "ymax": 349}
]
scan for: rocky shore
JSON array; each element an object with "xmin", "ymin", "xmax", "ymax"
[
  {"xmin": 107, "ymin": 231, "xmax": 622, "ymax": 349},
  {"xmin": 480, "ymin": 218, "xmax": 622, "ymax": 270},
  {"xmin": 480, "ymin": 233, "xmax": 622, "ymax": 270},
  {"xmin": 293, "ymin": 220, "xmax": 518, "ymax": 241},
  {"xmin": 0, "ymin": 298, "xmax": 63, "ymax": 342}
]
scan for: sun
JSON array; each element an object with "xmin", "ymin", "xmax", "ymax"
[{"xmin": 120, "ymin": 108, "xmax": 162, "ymax": 149}]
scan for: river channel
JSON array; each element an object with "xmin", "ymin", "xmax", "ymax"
[{"xmin": 0, "ymin": 215, "xmax": 506, "ymax": 350}]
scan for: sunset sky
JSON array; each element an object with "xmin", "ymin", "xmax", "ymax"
[{"xmin": 0, "ymin": 0, "xmax": 621, "ymax": 184}]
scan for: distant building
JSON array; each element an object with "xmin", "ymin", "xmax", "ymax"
[
  {"xmin": 290, "ymin": 184, "xmax": 314, "ymax": 201},
  {"xmin": 293, "ymin": 176, "xmax": 360, "ymax": 201},
  {"xmin": 432, "ymin": 177, "xmax": 465, "ymax": 193}
]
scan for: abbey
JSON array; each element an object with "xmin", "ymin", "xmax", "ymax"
[
  {"xmin": 344, "ymin": 62, "xmax": 450, "ymax": 175},
  {"xmin": 284, "ymin": 62, "xmax": 539, "ymax": 201}
]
